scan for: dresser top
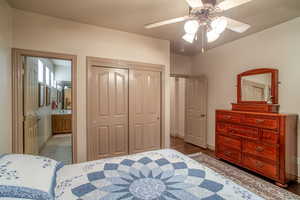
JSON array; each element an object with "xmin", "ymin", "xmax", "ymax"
[{"xmin": 216, "ymin": 109, "xmax": 298, "ymax": 117}]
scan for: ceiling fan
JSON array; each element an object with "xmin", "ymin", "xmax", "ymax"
[{"xmin": 145, "ymin": 0, "xmax": 252, "ymax": 48}]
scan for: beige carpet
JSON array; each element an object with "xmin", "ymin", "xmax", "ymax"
[
  {"xmin": 189, "ymin": 153, "xmax": 300, "ymax": 200},
  {"xmin": 40, "ymin": 134, "xmax": 72, "ymax": 165}
]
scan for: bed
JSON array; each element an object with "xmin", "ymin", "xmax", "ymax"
[{"xmin": 0, "ymin": 149, "xmax": 263, "ymax": 200}]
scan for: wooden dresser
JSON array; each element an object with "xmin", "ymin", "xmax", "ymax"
[
  {"xmin": 215, "ymin": 68, "xmax": 298, "ymax": 187},
  {"xmin": 216, "ymin": 110, "xmax": 297, "ymax": 186}
]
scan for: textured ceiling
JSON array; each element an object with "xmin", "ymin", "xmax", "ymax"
[{"xmin": 7, "ymin": 0, "xmax": 300, "ymax": 55}]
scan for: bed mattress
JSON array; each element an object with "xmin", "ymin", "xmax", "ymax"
[{"xmin": 55, "ymin": 149, "xmax": 263, "ymax": 200}]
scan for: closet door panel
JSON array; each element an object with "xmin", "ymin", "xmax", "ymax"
[
  {"xmin": 88, "ymin": 67, "xmax": 128, "ymax": 160},
  {"xmin": 130, "ymin": 70, "xmax": 161, "ymax": 154},
  {"xmin": 97, "ymin": 126, "xmax": 110, "ymax": 158}
]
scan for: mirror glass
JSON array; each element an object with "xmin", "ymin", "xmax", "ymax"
[
  {"xmin": 56, "ymin": 81, "xmax": 72, "ymax": 110},
  {"xmin": 241, "ymin": 73, "xmax": 272, "ymax": 102},
  {"xmin": 63, "ymin": 86, "xmax": 72, "ymax": 110}
]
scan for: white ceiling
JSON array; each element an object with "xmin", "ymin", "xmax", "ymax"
[
  {"xmin": 8, "ymin": 0, "xmax": 300, "ymax": 55},
  {"xmin": 51, "ymin": 59, "xmax": 71, "ymax": 67}
]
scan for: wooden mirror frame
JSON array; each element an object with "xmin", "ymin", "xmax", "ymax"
[{"xmin": 237, "ymin": 68, "xmax": 279, "ymax": 104}]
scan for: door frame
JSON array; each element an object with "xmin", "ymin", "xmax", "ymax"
[
  {"xmin": 12, "ymin": 48, "xmax": 78, "ymax": 163},
  {"xmin": 86, "ymin": 56, "xmax": 166, "ymax": 160},
  {"xmin": 170, "ymin": 74, "xmax": 208, "ymax": 148}
]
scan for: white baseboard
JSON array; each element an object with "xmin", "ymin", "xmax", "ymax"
[
  {"xmin": 207, "ymin": 144, "xmax": 215, "ymax": 151},
  {"xmin": 170, "ymin": 132, "xmax": 178, "ymax": 137},
  {"xmin": 170, "ymin": 133, "xmax": 184, "ymax": 139},
  {"xmin": 176, "ymin": 135, "xmax": 184, "ymax": 139}
]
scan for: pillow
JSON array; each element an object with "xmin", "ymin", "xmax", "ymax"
[{"xmin": 0, "ymin": 154, "xmax": 64, "ymax": 200}]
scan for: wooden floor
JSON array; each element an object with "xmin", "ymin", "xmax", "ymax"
[
  {"xmin": 170, "ymin": 136, "xmax": 300, "ymax": 196},
  {"xmin": 170, "ymin": 136, "xmax": 215, "ymax": 157}
]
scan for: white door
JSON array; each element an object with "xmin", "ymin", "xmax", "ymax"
[
  {"xmin": 87, "ymin": 67, "xmax": 129, "ymax": 160},
  {"xmin": 24, "ymin": 57, "xmax": 39, "ymax": 154},
  {"xmin": 184, "ymin": 76, "xmax": 207, "ymax": 148},
  {"xmin": 129, "ymin": 70, "xmax": 161, "ymax": 154}
]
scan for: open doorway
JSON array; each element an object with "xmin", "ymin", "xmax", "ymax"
[
  {"xmin": 24, "ymin": 57, "xmax": 72, "ymax": 164},
  {"xmin": 12, "ymin": 49, "xmax": 77, "ymax": 164},
  {"xmin": 170, "ymin": 75, "xmax": 208, "ymax": 154}
]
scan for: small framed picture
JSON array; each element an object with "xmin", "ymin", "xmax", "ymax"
[
  {"xmin": 46, "ymin": 87, "xmax": 51, "ymax": 106},
  {"xmin": 57, "ymin": 91, "xmax": 62, "ymax": 103},
  {"xmin": 38, "ymin": 83, "xmax": 45, "ymax": 107}
]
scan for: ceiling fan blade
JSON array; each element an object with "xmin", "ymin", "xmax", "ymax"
[
  {"xmin": 223, "ymin": 17, "xmax": 250, "ymax": 33},
  {"xmin": 145, "ymin": 16, "xmax": 190, "ymax": 29},
  {"xmin": 218, "ymin": 0, "xmax": 252, "ymax": 11},
  {"xmin": 185, "ymin": 0, "xmax": 203, "ymax": 8}
]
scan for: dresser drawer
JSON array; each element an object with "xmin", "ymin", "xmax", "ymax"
[
  {"xmin": 216, "ymin": 123, "xmax": 229, "ymax": 134},
  {"xmin": 217, "ymin": 145, "xmax": 241, "ymax": 163},
  {"xmin": 228, "ymin": 124, "xmax": 259, "ymax": 140},
  {"xmin": 242, "ymin": 115, "xmax": 279, "ymax": 130},
  {"xmin": 216, "ymin": 112, "xmax": 242, "ymax": 124},
  {"xmin": 243, "ymin": 155, "xmax": 278, "ymax": 179},
  {"xmin": 261, "ymin": 130, "xmax": 279, "ymax": 145},
  {"xmin": 243, "ymin": 141, "xmax": 277, "ymax": 161},
  {"xmin": 217, "ymin": 135, "xmax": 241, "ymax": 150}
]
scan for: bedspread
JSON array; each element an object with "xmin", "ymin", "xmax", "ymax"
[{"xmin": 55, "ymin": 149, "xmax": 263, "ymax": 200}]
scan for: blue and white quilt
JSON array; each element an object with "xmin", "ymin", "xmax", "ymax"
[
  {"xmin": 55, "ymin": 149, "xmax": 263, "ymax": 200},
  {"xmin": 0, "ymin": 154, "xmax": 63, "ymax": 200}
]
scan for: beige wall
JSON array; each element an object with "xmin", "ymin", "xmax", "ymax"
[
  {"xmin": 170, "ymin": 77, "xmax": 186, "ymax": 138},
  {"xmin": 191, "ymin": 17, "xmax": 300, "ymax": 170},
  {"xmin": 177, "ymin": 78, "xmax": 186, "ymax": 138},
  {"xmin": 12, "ymin": 9, "xmax": 170, "ymax": 162},
  {"xmin": 170, "ymin": 53, "xmax": 192, "ymax": 75},
  {"xmin": 169, "ymin": 53, "xmax": 191, "ymax": 138},
  {"xmin": 0, "ymin": 0, "xmax": 12, "ymax": 154},
  {"xmin": 170, "ymin": 78, "xmax": 176, "ymax": 137}
]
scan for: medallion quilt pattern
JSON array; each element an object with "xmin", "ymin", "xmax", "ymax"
[{"xmin": 55, "ymin": 149, "xmax": 263, "ymax": 200}]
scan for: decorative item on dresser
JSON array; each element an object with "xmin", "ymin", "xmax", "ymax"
[{"xmin": 215, "ymin": 68, "xmax": 298, "ymax": 187}]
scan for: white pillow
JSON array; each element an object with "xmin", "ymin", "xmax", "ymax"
[{"xmin": 0, "ymin": 154, "xmax": 63, "ymax": 200}]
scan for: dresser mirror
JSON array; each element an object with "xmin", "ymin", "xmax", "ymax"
[
  {"xmin": 237, "ymin": 68, "xmax": 278, "ymax": 104},
  {"xmin": 241, "ymin": 73, "xmax": 272, "ymax": 102},
  {"xmin": 233, "ymin": 68, "xmax": 279, "ymax": 113}
]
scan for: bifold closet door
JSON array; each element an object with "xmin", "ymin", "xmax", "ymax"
[
  {"xmin": 129, "ymin": 70, "xmax": 161, "ymax": 154},
  {"xmin": 184, "ymin": 77, "xmax": 207, "ymax": 148},
  {"xmin": 87, "ymin": 67, "xmax": 128, "ymax": 160}
]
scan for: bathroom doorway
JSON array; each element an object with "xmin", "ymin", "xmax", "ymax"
[{"xmin": 12, "ymin": 49, "xmax": 77, "ymax": 164}]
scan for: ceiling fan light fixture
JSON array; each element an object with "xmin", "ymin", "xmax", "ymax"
[
  {"xmin": 207, "ymin": 30, "xmax": 219, "ymax": 43},
  {"xmin": 211, "ymin": 17, "xmax": 227, "ymax": 34},
  {"xmin": 184, "ymin": 20, "xmax": 199, "ymax": 34},
  {"xmin": 182, "ymin": 33, "xmax": 195, "ymax": 43}
]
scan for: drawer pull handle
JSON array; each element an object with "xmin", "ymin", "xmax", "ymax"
[
  {"xmin": 256, "ymin": 146, "xmax": 264, "ymax": 152},
  {"xmin": 224, "ymin": 116, "xmax": 232, "ymax": 120},
  {"xmin": 224, "ymin": 151, "xmax": 232, "ymax": 156},
  {"xmin": 229, "ymin": 130, "xmax": 236, "ymax": 134},
  {"xmin": 256, "ymin": 119, "xmax": 265, "ymax": 124},
  {"xmin": 255, "ymin": 161, "xmax": 264, "ymax": 168}
]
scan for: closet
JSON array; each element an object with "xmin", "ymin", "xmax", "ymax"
[{"xmin": 87, "ymin": 58, "xmax": 163, "ymax": 161}]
